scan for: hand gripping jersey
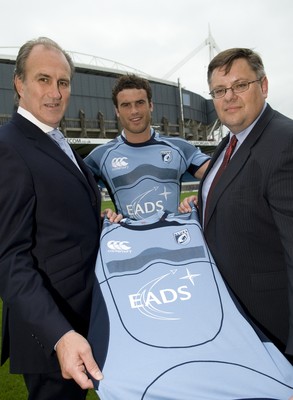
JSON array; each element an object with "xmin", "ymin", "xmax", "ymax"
[
  {"xmin": 88, "ymin": 207, "xmax": 293, "ymax": 400},
  {"xmin": 85, "ymin": 130, "xmax": 209, "ymax": 219}
]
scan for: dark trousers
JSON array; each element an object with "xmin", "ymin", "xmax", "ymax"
[{"xmin": 23, "ymin": 372, "xmax": 88, "ymax": 400}]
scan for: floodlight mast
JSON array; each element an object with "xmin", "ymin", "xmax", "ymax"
[{"xmin": 162, "ymin": 26, "xmax": 220, "ymax": 80}]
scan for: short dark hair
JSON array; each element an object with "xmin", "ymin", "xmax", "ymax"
[
  {"xmin": 14, "ymin": 37, "xmax": 75, "ymax": 104},
  {"xmin": 112, "ymin": 74, "xmax": 152, "ymax": 107},
  {"xmin": 207, "ymin": 48, "xmax": 266, "ymax": 84}
]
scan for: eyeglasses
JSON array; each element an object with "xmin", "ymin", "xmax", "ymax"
[{"xmin": 209, "ymin": 79, "xmax": 262, "ymax": 99}]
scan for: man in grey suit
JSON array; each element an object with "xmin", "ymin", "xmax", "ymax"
[
  {"xmin": 0, "ymin": 37, "xmax": 115, "ymax": 399},
  {"xmin": 180, "ymin": 48, "xmax": 293, "ymax": 363}
]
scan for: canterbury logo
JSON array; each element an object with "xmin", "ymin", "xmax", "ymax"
[
  {"xmin": 111, "ymin": 157, "xmax": 128, "ymax": 168},
  {"xmin": 107, "ymin": 240, "xmax": 131, "ymax": 252}
]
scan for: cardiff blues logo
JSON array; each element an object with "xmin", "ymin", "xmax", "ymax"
[
  {"xmin": 174, "ymin": 229, "xmax": 190, "ymax": 245},
  {"xmin": 161, "ymin": 150, "xmax": 172, "ymax": 163}
]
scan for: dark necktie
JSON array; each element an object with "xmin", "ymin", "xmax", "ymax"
[{"xmin": 205, "ymin": 135, "xmax": 238, "ymax": 224}]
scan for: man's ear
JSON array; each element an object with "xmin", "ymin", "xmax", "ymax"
[
  {"xmin": 14, "ymin": 76, "xmax": 23, "ymax": 99},
  {"xmin": 261, "ymin": 76, "xmax": 269, "ymax": 99}
]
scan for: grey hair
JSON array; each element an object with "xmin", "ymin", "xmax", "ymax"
[{"xmin": 14, "ymin": 37, "xmax": 75, "ymax": 103}]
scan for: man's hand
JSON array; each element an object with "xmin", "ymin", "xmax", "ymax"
[
  {"xmin": 178, "ymin": 195, "xmax": 197, "ymax": 213},
  {"xmin": 102, "ymin": 208, "xmax": 123, "ymax": 223},
  {"xmin": 56, "ymin": 331, "xmax": 103, "ymax": 389}
]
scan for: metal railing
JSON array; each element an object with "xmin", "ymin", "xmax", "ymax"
[{"xmin": 0, "ymin": 112, "xmax": 222, "ymax": 145}]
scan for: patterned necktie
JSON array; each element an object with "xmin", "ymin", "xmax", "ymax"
[
  {"xmin": 204, "ymin": 135, "xmax": 238, "ymax": 224},
  {"xmin": 48, "ymin": 129, "xmax": 78, "ymax": 166}
]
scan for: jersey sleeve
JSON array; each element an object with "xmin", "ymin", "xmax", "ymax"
[
  {"xmin": 84, "ymin": 150, "xmax": 102, "ymax": 179},
  {"xmin": 161, "ymin": 136, "xmax": 210, "ymax": 177}
]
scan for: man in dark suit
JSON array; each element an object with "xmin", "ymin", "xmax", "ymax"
[
  {"xmin": 180, "ymin": 48, "xmax": 293, "ymax": 363},
  {"xmin": 0, "ymin": 37, "xmax": 112, "ymax": 399}
]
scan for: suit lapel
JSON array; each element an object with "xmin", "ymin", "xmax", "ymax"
[
  {"xmin": 12, "ymin": 113, "xmax": 100, "ymax": 202},
  {"xmin": 74, "ymin": 150, "xmax": 101, "ymax": 202},
  {"xmin": 204, "ymin": 145, "xmax": 250, "ymax": 227},
  {"xmin": 202, "ymin": 105, "xmax": 274, "ymax": 228}
]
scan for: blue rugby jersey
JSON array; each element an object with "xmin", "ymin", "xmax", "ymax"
[
  {"xmin": 85, "ymin": 130, "xmax": 209, "ymax": 219},
  {"xmin": 88, "ymin": 207, "xmax": 293, "ymax": 400}
]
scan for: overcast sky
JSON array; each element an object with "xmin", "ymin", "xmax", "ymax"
[{"xmin": 1, "ymin": 0, "xmax": 292, "ymax": 118}]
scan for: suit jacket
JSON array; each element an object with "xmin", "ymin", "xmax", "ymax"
[
  {"xmin": 0, "ymin": 113, "xmax": 105, "ymax": 374},
  {"xmin": 198, "ymin": 104, "xmax": 293, "ymax": 355}
]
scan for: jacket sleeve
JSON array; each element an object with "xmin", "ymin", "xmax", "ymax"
[
  {"xmin": 0, "ymin": 141, "xmax": 72, "ymax": 357},
  {"xmin": 268, "ymin": 134, "xmax": 293, "ymax": 354}
]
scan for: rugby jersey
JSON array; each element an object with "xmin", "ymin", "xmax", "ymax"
[
  {"xmin": 85, "ymin": 130, "xmax": 209, "ymax": 219},
  {"xmin": 88, "ymin": 207, "xmax": 293, "ymax": 399}
]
